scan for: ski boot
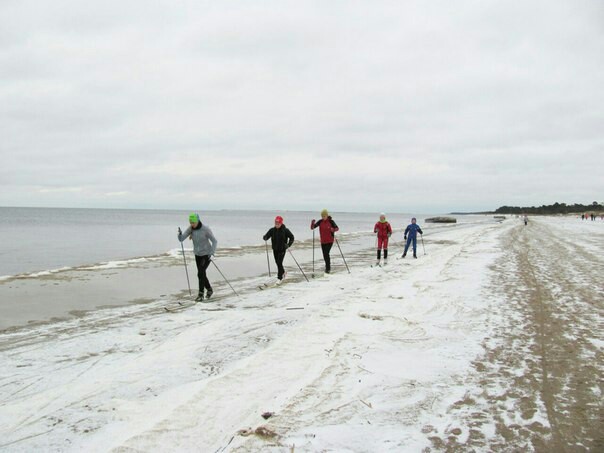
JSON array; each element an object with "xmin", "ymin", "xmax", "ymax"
[{"xmin": 195, "ymin": 292, "xmax": 204, "ymax": 302}]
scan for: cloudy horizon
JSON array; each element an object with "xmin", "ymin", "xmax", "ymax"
[{"xmin": 1, "ymin": 1, "xmax": 602, "ymax": 213}]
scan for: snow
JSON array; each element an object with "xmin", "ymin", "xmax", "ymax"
[{"xmin": 0, "ymin": 216, "xmax": 601, "ymax": 451}]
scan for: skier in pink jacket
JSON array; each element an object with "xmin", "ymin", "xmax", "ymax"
[{"xmin": 373, "ymin": 213, "xmax": 393, "ymax": 264}]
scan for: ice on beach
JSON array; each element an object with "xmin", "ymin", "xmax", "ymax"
[{"xmin": 82, "ymin": 257, "xmax": 151, "ymax": 270}]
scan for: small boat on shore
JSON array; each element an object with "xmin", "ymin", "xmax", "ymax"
[{"xmin": 425, "ymin": 217, "xmax": 457, "ymax": 223}]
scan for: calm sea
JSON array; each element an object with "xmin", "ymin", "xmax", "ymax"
[
  {"xmin": 0, "ymin": 207, "xmax": 429, "ymax": 277},
  {"xmin": 0, "ymin": 207, "xmax": 495, "ymax": 331}
]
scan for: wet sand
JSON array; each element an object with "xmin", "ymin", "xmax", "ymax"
[{"xmin": 0, "ymin": 232, "xmax": 381, "ymax": 331}]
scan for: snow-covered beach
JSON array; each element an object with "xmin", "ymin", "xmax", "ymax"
[{"xmin": 1, "ymin": 216, "xmax": 602, "ymax": 452}]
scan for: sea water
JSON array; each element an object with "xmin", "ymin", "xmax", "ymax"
[
  {"xmin": 0, "ymin": 207, "xmax": 491, "ymax": 330},
  {"xmin": 0, "ymin": 207, "xmax": 434, "ymax": 277}
]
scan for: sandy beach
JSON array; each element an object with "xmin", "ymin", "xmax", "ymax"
[{"xmin": 0, "ymin": 216, "xmax": 602, "ymax": 452}]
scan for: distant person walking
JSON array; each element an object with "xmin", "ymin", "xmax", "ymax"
[
  {"xmin": 178, "ymin": 213, "xmax": 217, "ymax": 301},
  {"xmin": 263, "ymin": 215, "xmax": 294, "ymax": 281},
  {"xmin": 523, "ymin": 215, "xmax": 528, "ymax": 226},
  {"xmin": 374, "ymin": 213, "xmax": 392, "ymax": 264},
  {"xmin": 402, "ymin": 217, "xmax": 423, "ymax": 259},
  {"xmin": 311, "ymin": 209, "xmax": 339, "ymax": 274}
]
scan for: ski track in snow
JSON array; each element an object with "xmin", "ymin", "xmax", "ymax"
[
  {"xmin": 0, "ymin": 217, "xmax": 602, "ymax": 452},
  {"xmin": 423, "ymin": 218, "xmax": 604, "ymax": 452}
]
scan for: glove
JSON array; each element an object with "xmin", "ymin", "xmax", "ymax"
[
  {"xmin": 310, "ymin": 219, "xmax": 316, "ymax": 228},
  {"xmin": 404, "ymin": 235, "xmax": 407, "ymax": 240}
]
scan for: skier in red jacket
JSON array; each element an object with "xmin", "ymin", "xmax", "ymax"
[
  {"xmin": 373, "ymin": 213, "xmax": 393, "ymax": 264},
  {"xmin": 310, "ymin": 209, "xmax": 339, "ymax": 274}
]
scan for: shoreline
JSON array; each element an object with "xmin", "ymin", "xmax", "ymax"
[{"xmin": 0, "ymin": 218, "xmax": 492, "ymax": 332}]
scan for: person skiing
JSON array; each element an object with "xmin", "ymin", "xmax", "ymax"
[
  {"xmin": 177, "ymin": 213, "xmax": 217, "ymax": 301},
  {"xmin": 310, "ymin": 209, "xmax": 339, "ymax": 273},
  {"xmin": 374, "ymin": 213, "xmax": 392, "ymax": 264},
  {"xmin": 402, "ymin": 217, "xmax": 423, "ymax": 259},
  {"xmin": 523, "ymin": 215, "xmax": 528, "ymax": 226},
  {"xmin": 263, "ymin": 215, "xmax": 295, "ymax": 281}
]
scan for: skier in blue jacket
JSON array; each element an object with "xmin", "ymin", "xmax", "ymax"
[{"xmin": 402, "ymin": 217, "xmax": 423, "ymax": 259}]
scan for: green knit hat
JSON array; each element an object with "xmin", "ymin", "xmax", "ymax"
[{"xmin": 189, "ymin": 213, "xmax": 199, "ymax": 223}]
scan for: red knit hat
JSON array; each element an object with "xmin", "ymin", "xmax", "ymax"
[{"xmin": 275, "ymin": 215, "xmax": 284, "ymax": 224}]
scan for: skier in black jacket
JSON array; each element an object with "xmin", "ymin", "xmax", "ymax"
[{"xmin": 263, "ymin": 215, "xmax": 295, "ymax": 281}]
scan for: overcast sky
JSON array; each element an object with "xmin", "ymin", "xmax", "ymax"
[{"xmin": 1, "ymin": 0, "xmax": 602, "ymax": 213}]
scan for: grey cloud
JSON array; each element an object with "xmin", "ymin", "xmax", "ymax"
[{"xmin": 1, "ymin": 0, "xmax": 602, "ymax": 212}]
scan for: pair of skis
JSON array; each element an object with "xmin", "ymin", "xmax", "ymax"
[
  {"xmin": 164, "ymin": 293, "xmax": 217, "ymax": 312},
  {"xmin": 259, "ymin": 273, "xmax": 287, "ymax": 290},
  {"xmin": 164, "ymin": 300, "xmax": 198, "ymax": 312}
]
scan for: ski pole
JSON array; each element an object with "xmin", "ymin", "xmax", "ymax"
[
  {"xmin": 288, "ymin": 248, "xmax": 309, "ymax": 282},
  {"xmin": 210, "ymin": 259, "xmax": 240, "ymax": 297},
  {"xmin": 312, "ymin": 229, "xmax": 315, "ymax": 278},
  {"xmin": 421, "ymin": 234, "xmax": 426, "ymax": 255},
  {"xmin": 335, "ymin": 238, "xmax": 351, "ymax": 274},
  {"xmin": 265, "ymin": 240, "xmax": 272, "ymax": 277},
  {"xmin": 178, "ymin": 227, "xmax": 192, "ymax": 297},
  {"xmin": 400, "ymin": 235, "xmax": 409, "ymax": 259},
  {"xmin": 374, "ymin": 235, "xmax": 378, "ymax": 261}
]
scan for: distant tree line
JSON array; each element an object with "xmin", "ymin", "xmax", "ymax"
[{"xmin": 494, "ymin": 201, "xmax": 603, "ymax": 215}]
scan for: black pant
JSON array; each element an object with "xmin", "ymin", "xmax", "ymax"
[
  {"xmin": 321, "ymin": 243, "xmax": 333, "ymax": 272},
  {"xmin": 195, "ymin": 255, "xmax": 212, "ymax": 293},
  {"xmin": 273, "ymin": 250, "xmax": 286, "ymax": 279}
]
